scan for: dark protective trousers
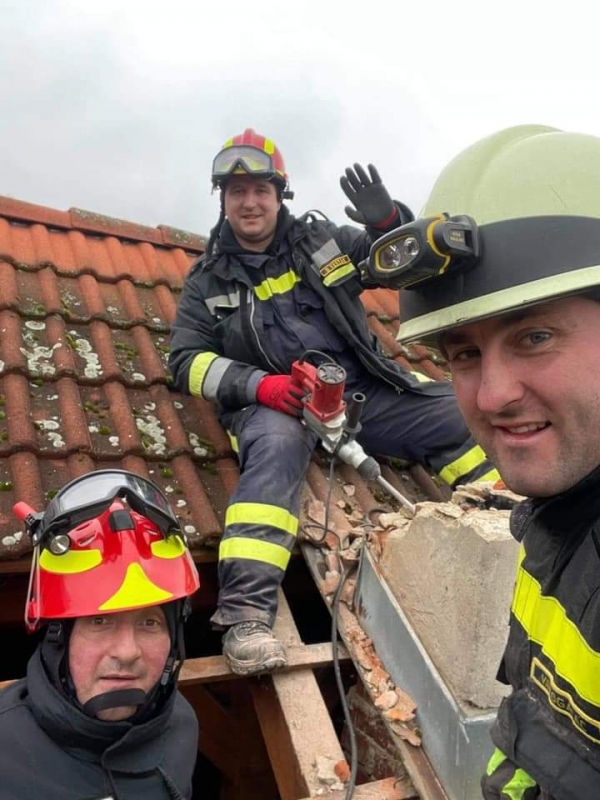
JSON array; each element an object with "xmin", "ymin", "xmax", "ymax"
[{"xmin": 211, "ymin": 378, "xmax": 496, "ymax": 629}]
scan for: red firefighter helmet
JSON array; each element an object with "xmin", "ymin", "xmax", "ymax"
[
  {"xmin": 14, "ymin": 469, "xmax": 200, "ymax": 631},
  {"xmin": 211, "ymin": 127, "xmax": 293, "ymax": 198}
]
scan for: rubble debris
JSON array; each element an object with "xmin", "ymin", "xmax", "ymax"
[
  {"xmin": 375, "ymin": 690, "xmax": 398, "ymax": 711},
  {"xmin": 315, "ymin": 755, "xmax": 345, "ymax": 791},
  {"xmin": 343, "ymin": 619, "xmax": 422, "ymax": 747},
  {"xmin": 322, "ymin": 570, "xmax": 341, "ymax": 596}
]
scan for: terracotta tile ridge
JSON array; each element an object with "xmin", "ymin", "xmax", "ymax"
[
  {"xmin": 69, "ymin": 208, "xmax": 206, "ymax": 252},
  {"xmin": 157, "ymin": 224, "xmax": 207, "ymax": 252},
  {"xmin": 0, "ymin": 194, "xmax": 206, "ymax": 253},
  {"xmin": 0, "ymin": 195, "xmax": 70, "ymax": 229}
]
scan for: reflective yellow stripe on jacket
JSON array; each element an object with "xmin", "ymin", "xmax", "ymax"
[
  {"xmin": 485, "ymin": 748, "xmax": 538, "ymax": 799},
  {"xmin": 189, "ymin": 352, "xmax": 219, "ymax": 397},
  {"xmin": 254, "ymin": 271, "xmax": 301, "ymax": 301},
  {"xmin": 513, "ymin": 545, "xmax": 600, "ymax": 708}
]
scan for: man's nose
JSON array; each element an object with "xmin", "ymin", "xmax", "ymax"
[
  {"xmin": 241, "ymin": 192, "xmax": 257, "ymax": 207},
  {"xmin": 476, "ymin": 355, "xmax": 525, "ymax": 413},
  {"xmin": 110, "ymin": 624, "xmax": 142, "ymax": 664}
]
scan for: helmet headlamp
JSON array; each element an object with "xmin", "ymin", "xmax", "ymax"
[{"xmin": 366, "ymin": 213, "xmax": 480, "ymax": 289}]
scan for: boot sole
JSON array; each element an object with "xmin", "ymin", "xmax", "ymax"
[{"xmin": 224, "ymin": 652, "xmax": 288, "ymax": 677}]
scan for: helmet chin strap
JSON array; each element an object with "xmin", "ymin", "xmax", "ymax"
[{"xmin": 82, "ymin": 688, "xmax": 147, "ymax": 718}]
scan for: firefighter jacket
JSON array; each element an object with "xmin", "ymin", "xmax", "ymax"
[
  {"xmin": 169, "ymin": 206, "xmax": 453, "ymax": 412},
  {"xmin": 0, "ymin": 646, "xmax": 198, "ymax": 799},
  {"xmin": 489, "ymin": 464, "xmax": 600, "ymax": 800}
]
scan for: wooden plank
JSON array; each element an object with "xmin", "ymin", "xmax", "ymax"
[
  {"xmin": 179, "ymin": 641, "xmax": 348, "ymax": 685},
  {"xmin": 179, "ymin": 683, "xmax": 239, "ymax": 780},
  {"xmin": 250, "ymin": 589, "xmax": 348, "ymax": 800},
  {"xmin": 217, "ymin": 681, "xmax": 280, "ymax": 800},
  {"xmin": 298, "ymin": 776, "xmax": 417, "ymax": 800},
  {"xmin": 301, "ymin": 543, "xmax": 449, "ymax": 800},
  {"xmin": 0, "ymin": 559, "xmax": 30, "ymax": 574}
]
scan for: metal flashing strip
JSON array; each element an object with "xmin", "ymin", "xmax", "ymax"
[{"xmin": 355, "ymin": 547, "xmax": 497, "ymax": 800}]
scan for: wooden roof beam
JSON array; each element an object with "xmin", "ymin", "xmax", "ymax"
[
  {"xmin": 298, "ymin": 776, "xmax": 417, "ymax": 800},
  {"xmin": 250, "ymin": 589, "xmax": 349, "ymax": 800}
]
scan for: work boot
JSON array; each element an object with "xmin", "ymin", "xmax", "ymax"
[{"xmin": 222, "ymin": 621, "xmax": 287, "ymax": 676}]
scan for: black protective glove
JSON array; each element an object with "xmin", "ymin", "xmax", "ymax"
[{"xmin": 340, "ymin": 163, "xmax": 399, "ymax": 229}]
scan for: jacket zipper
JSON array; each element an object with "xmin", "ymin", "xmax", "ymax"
[{"xmin": 248, "ymin": 290, "xmax": 279, "ymax": 372}]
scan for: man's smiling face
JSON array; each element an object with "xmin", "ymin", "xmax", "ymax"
[
  {"xmin": 441, "ymin": 295, "xmax": 600, "ymax": 497},
  {"xmin": 223, "ymin": 175, "xmax": 281, "ymax": 252}
]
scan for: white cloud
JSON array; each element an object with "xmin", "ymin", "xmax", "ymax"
[{"xmin": 1, "ymin": 0, "xmax": 598, "ymax": 233}]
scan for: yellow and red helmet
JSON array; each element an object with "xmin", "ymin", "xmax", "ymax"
[
  {"xmin": 211, "ymin": 127, "xmax": 292, "ymax": 197},
  {"xmin": 14, "ymin": 470, "xmax": 200, "ymax": 631}
]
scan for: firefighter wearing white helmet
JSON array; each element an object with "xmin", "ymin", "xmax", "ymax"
[{"xmin": 377, "ymin": 124, "xmax": 600, "ymax": 799}]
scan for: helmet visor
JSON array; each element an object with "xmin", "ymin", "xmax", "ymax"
[
  {"xmin": 212, "ymin": 145, "xmax": 274, "ymax": 181},
  {"xmin": 41, "ymin": 470, "xmax": 179, "ymax": 541}
]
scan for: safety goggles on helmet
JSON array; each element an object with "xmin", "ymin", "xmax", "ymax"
[
  {"xmin": 25, "ymin": 469, "xmax": 181, "ymax": 548},
  {"xmin": 14, "ymin": 469, "xmax": 199, "ymax": 631},
  {"xmin": 212, "ymin": 145, "xmax": 278, "ymax": 184}
]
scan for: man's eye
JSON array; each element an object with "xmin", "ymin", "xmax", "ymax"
[
  {"xmin": 448, "ymin": 348, "xmax": 479, "ymax": 363},
  {"xmin": 142, "ymin": 617, "xmax": 163, "ymax": 628},
  {"xmin": 524, "ymin": 330, "xmax": 551, "ymax": 345}
]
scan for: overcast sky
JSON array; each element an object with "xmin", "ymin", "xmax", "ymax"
[{"xmin": 2, "ymin": 0, "xmax": 598, "ymax": 238}]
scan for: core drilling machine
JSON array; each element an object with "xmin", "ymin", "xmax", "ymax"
[{"xmin": 290, "ymin": 359, "xmax": 416, "ymax": 515}]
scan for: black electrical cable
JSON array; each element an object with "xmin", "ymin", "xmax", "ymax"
[
  {"xmin": 321, "ymin": 456, "xmax": 358, "ymax": 800},
  {"xmin": 332, "ymin": 564, "xmax": 358, "ymax": 800},
  {"xmin": 295, "ymin": 347, "xmax": 358, "ymax": 795},
  {"xmin": 298, "ymin": 348, "xmax": 338, "ymax": 366}
]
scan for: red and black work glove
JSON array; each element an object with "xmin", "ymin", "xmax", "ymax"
[
  {"xmin": 340, "ymin": 163, "xmax": 399, "ymax": 230},
  {"xmin": 256, "ymin": 374, "xmax": 306, "ymax": 417}
]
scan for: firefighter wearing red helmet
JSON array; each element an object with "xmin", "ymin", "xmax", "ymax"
[
  {"xmin": 0, "ymin": 470, "xmax": 200, "ymax": 800},
  {"xmin": 211, "ymin": 128, "xmax": 292, "ymax": 197},
  {"xmin": 170, "ymin": 128, "xmax": 497, "ymax": 676}
]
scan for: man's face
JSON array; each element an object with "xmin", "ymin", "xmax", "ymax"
[
  {"xmin": 69, "ymin": 606, "xmax": 171, "ymax": 722},
  {"xmin": 441, "ymin": 296, "xmax": 600, "ymax": 497},
  {"xmin": 223, "ymin": 175, "xmax": 281, "ymax": 252}
]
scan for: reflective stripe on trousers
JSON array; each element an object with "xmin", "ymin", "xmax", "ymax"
[{"xmin": 210, "ymin": 405, "xmax": 318, "ymax": 628}]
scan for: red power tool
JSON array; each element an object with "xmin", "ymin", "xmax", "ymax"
[
  {"xmin": 291, "ymin": 360, "xmax": 347, "ymax": 426},
  {"xmin": 290, "ymin": 359, "xmax": 415, "ymax": 514}
]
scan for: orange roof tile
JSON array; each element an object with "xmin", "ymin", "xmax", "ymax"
[{"xmin": 0, "ymin": 194, "xmax": 444, "ymax": 563}]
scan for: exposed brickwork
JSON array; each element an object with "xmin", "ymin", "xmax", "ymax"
[{"xmin": 342, "ymin": 682, "xmax": 417, "ymax": 795}]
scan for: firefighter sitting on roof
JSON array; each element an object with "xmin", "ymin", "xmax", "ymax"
[
  {"xmin": 168, "ymin": 127, "xmax": 498, "ymax": 677},
  {"xmin": 0, "ymin": 470, "xmax": 200, "ymax": 800}
]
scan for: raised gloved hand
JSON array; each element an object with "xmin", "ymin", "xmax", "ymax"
[
  {"xmin": 256, "ymin": 374, "xmax": 306, "ymax": 417},
  {"xmin": 340, "ymin": 163, "xmax": 399, "ymax": 229}
]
